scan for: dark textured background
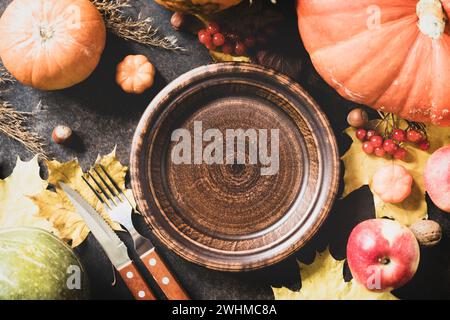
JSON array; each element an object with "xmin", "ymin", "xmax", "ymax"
[{"xmin": 0, "ymin": 0, "xmax": 448, "ymax": 300}]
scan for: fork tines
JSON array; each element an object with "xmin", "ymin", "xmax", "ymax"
[{"xmin": 82, "ymin": 164, "xmax": 132, "ymax": 209}]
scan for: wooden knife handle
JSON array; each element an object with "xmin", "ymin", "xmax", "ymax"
[
  {"xmin": 118, "ymin": 261, "xmax": 157, "ymax": 300},
  {"xmin": 140, "ymin": 249, "xmax": 190, "ymax": 300}
]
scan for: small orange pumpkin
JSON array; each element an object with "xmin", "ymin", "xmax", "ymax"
[
  {"xmin": 0, "ymin": 0, "xmax": 106, "ymax": 90},
  {"xmin": 116, "ymin": 55, "xmax": 155, "ymax": 94}
]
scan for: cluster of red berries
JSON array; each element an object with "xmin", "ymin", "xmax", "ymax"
[
  {"xmin": 197, "ymin": 22, "xmax": 275, "ymax": 55},
  {"xmin": 356, "ymin": 128, "xmax": 430, "ymax": 160}
]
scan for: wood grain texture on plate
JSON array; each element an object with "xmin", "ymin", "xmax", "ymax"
[{"xmin": 130, "ymin": 63, "xmax": 340, "ymax": 271}]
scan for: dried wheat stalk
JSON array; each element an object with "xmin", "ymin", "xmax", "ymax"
[
  {"xmin": 0, "ymin": 101, "xmax": 47, "ymax": 158},
  {"xmin": 0, "ymin": 64, "xmax": 14, "ymax": 85},
  {"xmin": 92, "ymin": 0, "xmax": 185, "ymax": 51}
]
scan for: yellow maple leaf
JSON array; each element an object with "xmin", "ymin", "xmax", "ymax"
[
  {"xmin": 32, "ymin": 149, "xmax": 128, "ymax": 247},
  {"xmin": 0, "ymin": 156, "xmax": 56, "ymax": 232},
  {"xmin": 209, "ymin": 50, "xmax": 251, "ymax": 62},
  {"xmin": 272, "ymin": 248, "xmax": 397, "ymax": 300},
  {"xmin": 342, "ymin": 119, "xmax": 450, "ymax": 226}
]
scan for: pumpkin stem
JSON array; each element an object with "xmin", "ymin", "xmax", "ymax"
[
  {"xmin": 39, "ymin": 26, "xmax": 54, "ymax": 42},
  {"xmin": 417, "ymin": 0, "xmax": 447, "ymax": 39}
]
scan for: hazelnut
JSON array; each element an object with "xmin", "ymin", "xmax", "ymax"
[
  {"xmin": 170, "ymin": 12, "xmax": 186, "ymax": 30},
  {"xmin": 52, "ymin": 125, "xmax": 73, "ymax": 145},
  {"xmin": 410, "ymin": 220, "xmax": 442, "ymax": 247},
  {"xmin": 347, "ymin": 108, "xmax": 369, "ymax": 128}
]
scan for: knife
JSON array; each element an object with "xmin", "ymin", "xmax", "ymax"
[
  {"xmin": 60, "ymin": 183, "xmax": 157, "ymax": 300},
  {"xmin": 83, "ymin": 165, "xmax": 190, "ymax": 300}
]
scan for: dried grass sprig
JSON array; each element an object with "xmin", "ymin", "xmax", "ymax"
[
  {"xmin": 0, "ymin": 64, "xmax": 14, "ymax": 85},
  {"xmin": 0, "ymin": 101, "xmax": 47, "ymax": 159},
  {"xmin": 92, "ymin": 0, "xmax": 185, "ymax": 51}
]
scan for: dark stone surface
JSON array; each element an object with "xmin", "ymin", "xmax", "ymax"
[{"xmin": 0, "ymin": 0, "xmax": 448, "ymax": 300}]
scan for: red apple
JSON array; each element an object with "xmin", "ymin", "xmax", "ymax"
[
  {"xmin": 347, "ymin": 219, "xmax": 420, "ymax": 292},
  {"xmin": 424, "ymin": 145, "xmax": 450, "ymax": 213}
]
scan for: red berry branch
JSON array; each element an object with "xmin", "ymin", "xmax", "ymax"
[
  {"xmin": 348, "ymin": 109, "xmax": 429, "ymax": 161},
  {"xmin": 197, "ymin": 20, "xmax": 278, "ymax": 56}
]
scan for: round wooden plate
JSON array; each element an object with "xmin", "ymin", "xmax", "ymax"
[{"xmin": 130, "ymin": 63, "xmax": 339, "ymax": 271}]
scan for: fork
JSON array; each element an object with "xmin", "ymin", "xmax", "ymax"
[{"xmin": 83, "ymin": 164, "xmax": 189, "ymax": 300}]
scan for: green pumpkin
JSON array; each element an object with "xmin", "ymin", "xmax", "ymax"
[{"xmin": 0, "ymin": 228, "xmax": 89, "ymax": 300}]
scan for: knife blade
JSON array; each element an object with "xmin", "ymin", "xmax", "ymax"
[
  {"xmin": 108, "ymin": 201, "xmax": 153, "ymax": 256},
  {"xmin": 60, "ymin": 183, "xmax": 156, "ymax": 300}
]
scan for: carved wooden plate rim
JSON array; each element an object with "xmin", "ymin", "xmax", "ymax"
[{"xmin": 130, "ymin": 63, "xmax": 340, "ymax": 271}]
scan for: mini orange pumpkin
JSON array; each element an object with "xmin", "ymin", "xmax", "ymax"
[
  {"xmin": 116, "ymin": 55, "xmax": 155, "ymax": 94},
  {"xmin": 0, "ymin": 0, "xmax": 106, "ymax": 90}
]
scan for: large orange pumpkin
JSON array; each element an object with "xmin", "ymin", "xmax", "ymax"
[
  {"xmin": 298, "ymin": 0, "xmax": 450, "ymax": 126},
  {"xmin": 0, "ymin": 0, "xmax": 106, "ymax": 90},
  {"xmin": 154, "ymin": 0, "xmax": 243, "ymax": 14}
]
